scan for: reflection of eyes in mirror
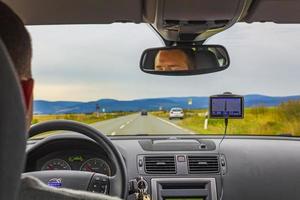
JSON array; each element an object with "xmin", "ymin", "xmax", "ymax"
[
  {"xmin": 140, "ymin": 45, "xmax": 230, "ymax": 75},
  {"xmin": 154, "ymin": 49, "xmax": 193, "ymax": 71}
]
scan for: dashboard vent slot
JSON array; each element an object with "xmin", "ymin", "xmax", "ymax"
[
  {"xmin": 188, "ymin": 156, "xmax": 219, "ymax": 173},
  {"xmin": 144, "ymin": 156, "xmax": 176, "ymax": 174}
]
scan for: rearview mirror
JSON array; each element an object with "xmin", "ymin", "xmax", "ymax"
[{"xmin": 140, "ymin": 45, "xmax": 230, "ymax": 75}]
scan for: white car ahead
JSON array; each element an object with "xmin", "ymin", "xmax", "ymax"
[{"xmin": 169, "ymin": 107, "xmax": 184, "ymax": 120}]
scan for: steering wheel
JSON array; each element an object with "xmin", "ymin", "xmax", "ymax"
[{"xmin": 24, "ymin": 120, "xmax": 128, "ymax": 199}]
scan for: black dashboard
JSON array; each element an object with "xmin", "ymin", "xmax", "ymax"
[
  {"xmin": 26, "ymin": 133, "xmax": 300, "ymax": 200},
  {"xmin": 36, "ymin": 150, "xmax": 111, "ymax": 175},
  {"xmin": 26, "ymin": 137, "xmax": 115, "ymax": 176}
]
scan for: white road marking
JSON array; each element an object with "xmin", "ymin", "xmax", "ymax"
[
  {"xmin": 156, "ymin": 117, "xmax": 196, "ymax": 134},
  {"xmin": 120, "ymin": 125, "xmax": 126, "ymax": 129},
  {"xmin": 111, "ymin": 132, "xmax": 116, "ymax": 136},
  {"xmin": 156, "ymin": 117, "xmax": 185, "ymax": 130},
  {"xmin": 126, "ymin": 121, "xmax": 130, "ymax": 125}
]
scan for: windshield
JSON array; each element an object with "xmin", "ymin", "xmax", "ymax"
[
  {"xmin": 28, "ymin": 23, "xmax": 300, "ymax": 137},
  {"xmin": 171, "ymin": 109, "xmax": 183, "ymax": 112}
]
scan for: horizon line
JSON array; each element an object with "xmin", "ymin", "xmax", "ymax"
[{"xmin": 34, "ymin": 93, "xmax": 300, "ymax": 102}]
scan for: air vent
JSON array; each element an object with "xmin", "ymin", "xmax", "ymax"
[
  {"xmin": 188, "ymin": 156, "xmax": 219, "ymax": 173},
  {"xmin": 144, "ymin": 156, "xmax": 176, "ymax": 174}
]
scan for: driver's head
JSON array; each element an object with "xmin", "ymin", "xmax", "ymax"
[
  {"xmin": 154, "ymin": 49, "xmax": 191, "ymax": 71},
  {"xmin": 0, "ymin": 2, "xmax": 33, "ymax": 126}
]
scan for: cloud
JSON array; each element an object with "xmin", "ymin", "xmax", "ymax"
[{"xmin": 28, "ymin": 23, "xmax": 300, "ymax": 101}]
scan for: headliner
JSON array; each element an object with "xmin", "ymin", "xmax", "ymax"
[{"xmin": 3, "ymin": 0, "xmax": 300, "ymax": 25}]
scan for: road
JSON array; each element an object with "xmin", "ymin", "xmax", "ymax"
[{"xmin": 92, "ymin": 113, "xmax": 194, "ymax": 135}]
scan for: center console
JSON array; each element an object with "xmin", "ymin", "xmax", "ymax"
[
  {"xmin": 151, "ymin": 178, "xmax": 217, "ymax": 200},
  {"xmin": 133, "ymin": 139, "xmax": 222, "ymax": 200}
]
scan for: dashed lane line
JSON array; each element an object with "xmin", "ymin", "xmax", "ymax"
[
  {"xmin": 111, "ymin": 119, "xmax": 134, "ymax": 135},
  {"xmin": 120, "ymin": 125, "xmax": 126, "ymax": 129},
  {"xmin": 156, "ymin": 117, "xmax": 196, "ymax": 134}
]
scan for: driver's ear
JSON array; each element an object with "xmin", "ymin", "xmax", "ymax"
[{"xmin": 21, "ymin": 78, "xmax": 34, "ymax": 126}]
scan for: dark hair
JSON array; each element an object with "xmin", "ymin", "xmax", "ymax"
[{"xmin": 0, "ymin": 2, "xmax": 32, "ymax": 79}]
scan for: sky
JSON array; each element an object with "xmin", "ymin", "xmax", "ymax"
[{"xmin": 27, "ymin": 23, "xmax": 300, "ymax": 101}]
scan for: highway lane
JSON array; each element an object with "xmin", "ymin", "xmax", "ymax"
[{"xmin": 92, "ymin": 113, "xmax": 194, "ymax": 135}]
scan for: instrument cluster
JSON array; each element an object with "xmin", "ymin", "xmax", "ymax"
[{"xmin": 37, "ymin": 150, "xmax": 112, "ymax": 176}]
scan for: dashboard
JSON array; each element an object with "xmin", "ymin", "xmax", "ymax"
[
  {"xmin": 26, "ymin": 137, "xmax": 115, "ymax": 176},
  {"xmin": 37, "ymin": 150, "xmax": 111, "ymax": 175},
  {"xmin": 26, "ymin": 133, "xmax": 300, "ymax": 200}
]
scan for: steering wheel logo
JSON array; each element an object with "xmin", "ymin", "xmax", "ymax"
[{"xmin": 48, "ymin": 178, "xmax": 62, "ymax": 188}]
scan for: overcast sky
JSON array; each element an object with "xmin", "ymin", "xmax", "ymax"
[{"xmin": 28, "ymin": 23, "xmax": 300, "ymax": 101}]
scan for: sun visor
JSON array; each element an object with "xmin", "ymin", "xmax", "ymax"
[
  {"xmin": 149, "ymin": 0, "xmax": 249, "ymax": 42},
  {"xmin": 244, "ymin": 0, "xmax": 300, "ymax": 23},
  {"xmin": 163, "ymin": 0, "xmax": 242, "ymax": 21},
  {"xmin": 3, "ymin": 0, "xmax": 143, "ymax": 25}
]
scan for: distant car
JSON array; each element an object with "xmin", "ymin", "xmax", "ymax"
[
  {"xmin": 141, "ymin": 110, "xmax": 148, "ymax": 116},
  {"xmin": 169, "ymin": 107, "xmax": 184, "ymax": 120}
]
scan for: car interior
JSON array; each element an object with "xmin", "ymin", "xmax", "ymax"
[{"xmin": 1, "ymin": 0, "xmax": 300, "ymax": 200}]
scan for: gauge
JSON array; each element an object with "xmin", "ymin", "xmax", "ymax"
[
  {"xmin": 41, "ymin": 159, "xmax": 71, "ymax": 171},
  {"xmin": 80, "ymin": 158, "xmax": 111, "ymax": 176}
]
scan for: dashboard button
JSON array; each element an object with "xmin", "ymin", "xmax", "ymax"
[
  {"xmin": 88, "ymin": 174, "xmax": 109, "ymax": 194},
  {"xmin": 138, "ymin": 158, "xmax": 143, "ymax": 167},
  {"xmin": 177, "ymin": 155, "xmax": 186, "ymax": 162}
]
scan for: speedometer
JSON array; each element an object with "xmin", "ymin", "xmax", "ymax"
[
  {"xmin": 80, "ymin": 158, "xmax": 111, "ymax": 176},
  {"xmin": 41, "ymin": 159, "xmax": 71, "ymax": 171}
]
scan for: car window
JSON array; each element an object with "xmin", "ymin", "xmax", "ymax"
[
  {"xmin": 28, "ymin": 23, "xmax": 300, "ymax": 137},
  {"xmin": 171, "ymin": 109, "xmax": 183, "ymax": 112}
]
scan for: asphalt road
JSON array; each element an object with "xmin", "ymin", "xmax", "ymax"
[{"xmin": 92, "ymin": 113, "xmax": 194, "ymax": 135}]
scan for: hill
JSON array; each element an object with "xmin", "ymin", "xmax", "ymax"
[{"xmin": 33, "ymin": 94, "xmax": 300, "ymax": 114}]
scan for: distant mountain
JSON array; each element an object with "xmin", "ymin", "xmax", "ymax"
[
  {"xmin": 33, "ymin": 95, "xmax": 300, "ymax": 114},
  {"xmin": 244, "ymin": 94, "xmax": 300, "ymax": 107},
  {"xmin": 34, "ymin": 100, "xmax": 83, "ymax": 114}
]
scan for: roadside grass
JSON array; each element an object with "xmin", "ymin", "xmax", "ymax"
[
  {"xmin": 31, "ymin": 112, "xmax": 131, "ymax": 139},
  {"xmin": 32, "ymin": 112, "xmax": 130, "ymax": 125},
  {"xmin": 151, "ymin": 100, "xmax": 300, "ymax": 136}
]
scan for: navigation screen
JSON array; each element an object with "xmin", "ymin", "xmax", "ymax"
[{"xmin": 209, "ymin": 96, "xmax": 244, "ymax": 119}]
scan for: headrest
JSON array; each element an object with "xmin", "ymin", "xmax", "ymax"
[
  {"xmin": 194, "ymin": 50, "xmax": 219, "ymax": 69},
  {"xmin": 0, "ymin": 39, "xmax": 27, "ymax": 200}
]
